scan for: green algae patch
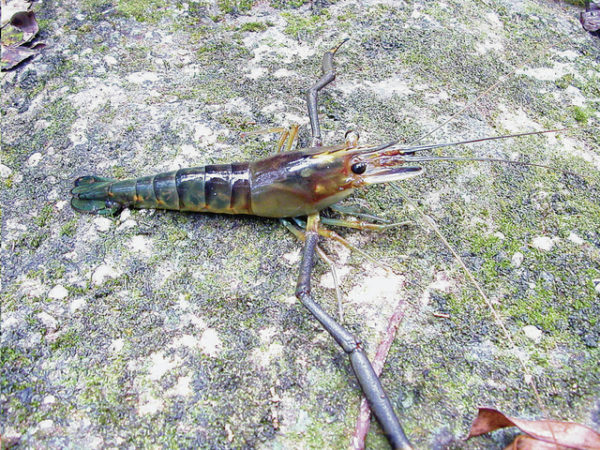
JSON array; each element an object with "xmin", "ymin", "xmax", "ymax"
[
  {"xmin": 116, "ymin": 0, "xmax": 167, "ymax": 23},
  {"xmin": 282, "ymin": 10, "xmax": 331, "ymax": 37}
]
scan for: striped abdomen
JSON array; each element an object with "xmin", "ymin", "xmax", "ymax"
[
  {"xmin": 116, "ymin": 163, "xmax": 252, "ymax": 214},
  {"xmin": 72, "ymin": 163, "xmax": 253, "ymax": 215}
]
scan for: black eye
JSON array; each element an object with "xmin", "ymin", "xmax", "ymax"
[{"xmin": 351, "ymin": 162, "xmax": 367, "ymax": 175}]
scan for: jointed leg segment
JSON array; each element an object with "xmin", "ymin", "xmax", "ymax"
[
  {"xmin": 307, "ymin": 40, "xmax": 347, "ymax": 147},
  {"xmin": 293, "ymin": 42, "xmax": 412, "ymax": 449},
  {"xmin": 295, "ymin": 215, "xmax": 411, "ymax": 449}
]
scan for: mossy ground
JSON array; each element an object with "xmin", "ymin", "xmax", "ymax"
[{"xmin": 1, "ymin": 0, "xmax": 599, "ymax": 448}]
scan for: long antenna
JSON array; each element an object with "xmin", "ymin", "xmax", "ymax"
[{"xmin": 396, "ymin": 128, "xmax": 571, "ymax": 154}]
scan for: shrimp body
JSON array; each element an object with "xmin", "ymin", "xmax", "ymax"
[{"xmin": 71, "ymin": 143, "xmax": 422, "ymax": 217}]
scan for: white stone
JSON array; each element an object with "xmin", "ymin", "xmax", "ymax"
[
  {"xmin": 127, "ymin": 235, "xmax": 153, "ymax": 256},
  {"xmin": 22, "ymin": 278, "xmax": 46, "ymax": 298},
  {"xmin": 120, "ymin": 209, "xmax": 131, "ymax": 221},
  {"xmin": 148, "ymin": 351, "xmax": 180, "ymax": 380},
  {"xmin": 282, "ymin": 249, "xmax": 301, "ymax": 265},
  {"xmin": 511, "ymin": 252, "xmax": 524, "ymax": 268},
  {"xmin": 37, "ymin": 312, "xmax": 58, "ymax": 330},
  {"xmin": 69, "ymin": 298, "xmax": 86, "ymax": 313},
  {"xmin": 2, "ymin": 315, "xmax": 19, "ymax": 330},
  {"xmin": 103, "ymin": 55, "xmax": 117, "ymax": 66},
  {"xmin": 0, "ymin": 164, "xmax": 12, "ymax": 178},
  {"xmin": 92, "ymin": 264, "xmax": 120, "ymax": 285},
  {"xmin": 117, "ymin": 219, "xmax": 137, "ymax": 230},
  {"xmin": 168, "ymin": 375, "xmax": 193, "ymax": 397},
  {"xmin": 138, "ymin": 395, "xmax": 163, "ymax": 415},
  {"xmin": 38, "ymin": 419, "xmax": 54, "ymax": 431},
  {"xmin": 27, "ymin": 152, "xmax": 42, "ymax": 167},
  {"xmin": 126, "ymin": 72, "xmax": 159, "ymax": 84},
  {"xmin": 567, "ymin": 232, "xmax": 584, "ymax": 245},
  {"xmin": 43, "ymin": 395, "xmax": 56, "ymax": 405},
  {"xmin": 47, "ymin": 189, "xmax": 59, "ymax": 201},
  {"xmin": 93, "ymin": 217, "xmax": 112, "ymax": 232},
  {"xmin": 109, "ymin": 338, "xmax": 124, "ymax": 353},
  {"xmin": 531, "ymin": 236, "xmax": 556, "ymax": 251},
  {"xmin": 199, "ymin": 328, "xmax": 222, "ymax": 357},
  {"xmin": 172, "ymin": 334, "xmax": 199, "ymax": 348},
  {"xmin": 24, "ymin": 331, "xmax": 42, "ymax": 348},
  {"xmin": 48, "ymin": 285, "xmax": 68, "ymax": 300},
  {"xmin": 523, "ymin": 325, "xmax": 542, "ymax": 344}
]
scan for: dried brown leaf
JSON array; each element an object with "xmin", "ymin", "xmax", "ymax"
[
  {"xmin": 581, "ymin": 0, "xmax": 600, "ymax": 35},
  {"xmin": 1, "ymin": 42, "xmax": 44, "ymax": 70},
  {"xmin": 503, "ymin": 434, "xmax": 571, "ymax": 450},
  {"xmin": 0, "ymin": 1, "xmax": 42, "ymax": 70},
  {"xmin": 467, "ymin": 407, "xmax": 600, "ymax": 450},
  {"xmin": 0, "ymin": 0, "xmax": 33, "ymax": 28},
  {"xmin": 10, "ymin": 10, "xmax": 38, "ymax": 34}
]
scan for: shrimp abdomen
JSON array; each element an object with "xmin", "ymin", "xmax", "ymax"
[{"xmin": 71, "ymin": 164, "xmax": 253, "ymax": 215}]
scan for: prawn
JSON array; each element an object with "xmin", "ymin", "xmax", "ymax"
[
  {"xmin": 68, "ymin": 6, "xmax": 600, "ymax": 450},
  {"xmin": 72, "ymin": 42, "xmax": 420, "ymax": 448},
  {"xmin": 70, "ymin": 37, "xmax": 592, "ymax": 447}
]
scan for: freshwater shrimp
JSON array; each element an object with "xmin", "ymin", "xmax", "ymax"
[
  {"xmin": 5, "ymin": 1, "xmax": 596, "ymax": 449},
  {"xmin": 69, "ymin": 31, "xmax": 598, "ymax": 450}
]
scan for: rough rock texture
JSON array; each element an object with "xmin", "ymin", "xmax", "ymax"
[{"xmin": 1, "ymin": 0, "xmax": 599, "ymax": 448}]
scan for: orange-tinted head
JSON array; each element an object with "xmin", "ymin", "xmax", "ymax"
[{"xmin": 249, "ymin": 142, "xmax": 423, "ymax": 218}]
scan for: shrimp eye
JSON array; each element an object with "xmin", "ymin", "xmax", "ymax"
[{"xmin": 351, "ymin": 162, "xmax": 367, "ymax": 175}]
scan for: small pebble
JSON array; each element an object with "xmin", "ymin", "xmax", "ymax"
[
  {"xmin": 48, "ymin": 285, "xmax": 68, "ymax": 300},
  {"xmin": 523, "ymin": 325, "xmax": 542, "ymax": 344},
  {"xmin": 126, "ymin": 72, "xmax": 159, "ymax": 84},
  {"xmin": 34, "ymin": 119, "xmax": 50, "ymax": 131},
  {"xmin": 567, "ymin": 232, "xmax": 584, "ymax": 245},
  {"xmin": 103, "ymin": 55, "xmax": 117, "ymax": 66},
  {"xmin": 120, "ymin": 209, "xmax": 131, "ymax": 221},
  {"xmin": 38, "ymin": 419, "xmax": 54, "ymax": 433},
  {"xmin": 92, "ymin": 264, "xmax": 120, "ymax": 285},
  {"xmin": 0, "ymin": 163, "xmax": 12, "ymax": 178},
  {"xmin": 2, "ymin": 315, "xmax": 19, "ymax": 330},
  {"xmin": 531, "ymin": 236, "xmax": 555, "ymax": 251},
  {"xmin": 109, "ymin": 338, "xmax": 124, "ymax": 353},
  {"xmin": 43, "ymin": 395, "xmax": 56, "ymax": 405},
  {"xmin": 37, "ymin": 312, "xmax": 58, "ymax": 331},
  {"xmin": 69, "ymin": 298, "xmax": 86, "ymax": 313},
  {"xmin": 93, "ymin": 217, "xmax": 112, "ymax": 232},
  {"xmin": 27, "ymin": 152, "xmax": 42, "ymax": 167},
  {"xmin": 511, "ymin": 251, "xmax": 524, "ymax": 268}
]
